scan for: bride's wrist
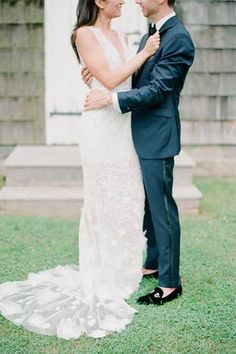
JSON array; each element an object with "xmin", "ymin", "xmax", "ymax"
[
  {"xmin": 106, "ymin": 94, "xmax": 113, "ymax": 106},
  {"xmin": 134, "ymin": 51, "xmax": 149, "ymax": 69},
  {"xmin": 139, "ymin": 49, "xmax": 151, "ymax": 61}
]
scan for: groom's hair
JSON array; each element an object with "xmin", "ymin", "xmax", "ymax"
[{"xmin": 168, "ymin": 0, "xmax": 176, "ymax": 7}]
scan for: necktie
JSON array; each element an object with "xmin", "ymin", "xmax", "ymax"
[{"xmin": 148, "ymin": 23, "xmax": 157, "ymax": 36}]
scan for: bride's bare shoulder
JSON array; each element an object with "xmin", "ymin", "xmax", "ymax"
[
  {"xmin": 75, "ymin": 27, "xmax": 99, "ymax": 54},
  {"xmin": 75, "ymin": 27, "xmax": 99, "ymax": 51},
  {"xmin": 75, "ymin": 26, "xmax": 93, "ymax": 40}
]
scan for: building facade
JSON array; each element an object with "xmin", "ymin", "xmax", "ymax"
[{"xmin": 0, "ymin": 0, "xmax": 235, "ymax": 174}]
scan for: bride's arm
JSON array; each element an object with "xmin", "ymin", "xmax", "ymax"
[{"xmin": 75, "ymin": 27, "xmax": 160, "ymax": 91}]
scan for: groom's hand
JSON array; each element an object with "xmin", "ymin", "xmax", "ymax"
[
  {"xmin": 81, "ymin": 67, "xmax": 93, "ymax": 88},
  {"xmin": 84, "ymin": 90, "xmax": 112, "ymax": 111}
]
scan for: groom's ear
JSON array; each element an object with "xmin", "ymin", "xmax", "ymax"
[{"xmin": 95, "ymin": 0, "xmax": 106, "ymax": 10}]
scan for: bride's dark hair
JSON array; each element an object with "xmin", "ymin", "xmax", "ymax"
[{"xmin": 71, "ymin": 0, "xmax": 100, "ymax": 62}]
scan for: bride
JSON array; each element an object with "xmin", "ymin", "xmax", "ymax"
[{"xmin": 0, "ymin": 0, "xmax": 160, "ymax": 340}]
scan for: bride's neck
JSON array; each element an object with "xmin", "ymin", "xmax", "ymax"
[{"xmin": 94, "ymin": 14, "xmax": 112, "ymax": 32}]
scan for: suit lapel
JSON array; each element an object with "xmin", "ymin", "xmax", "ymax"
[
  {"xmin": 132, "ymin": 33, "xmax": 149, "ymax": 83},
  {"xmin": 159, "ymin": 16, "xmax": 178, "ymax": 34},
  {"xmin": 137, "ymin": 33, "xmax": 149, "ymax": 53},
  {"xmin": 132, "ymin": 16, "xmax": 179, "ymax": 84}
]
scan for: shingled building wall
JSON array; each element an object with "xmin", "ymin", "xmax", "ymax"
[
  {"xmin": 0, "ymin": 0, "xmax": 45, "ymax": 144},
  {"xmin": 176, "ymin": 0, "xmax": 236, "ymax": 145},
  {"xmin": 0, "ymin": 0, "xmax": 235, "ymax": 149}
]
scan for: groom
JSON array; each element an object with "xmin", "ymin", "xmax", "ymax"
[{"xmin": 83, "ymin": 0, "xmax": 195, "ymax": 305}]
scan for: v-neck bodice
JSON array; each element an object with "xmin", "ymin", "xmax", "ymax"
[{"xmin": 86, "ymin": 26, "xmax": 132, "ymax": 93}]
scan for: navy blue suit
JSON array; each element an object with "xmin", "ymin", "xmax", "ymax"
[{"xmin": 117, "ymin": 16, "xmax": 195, "ymax": 287}]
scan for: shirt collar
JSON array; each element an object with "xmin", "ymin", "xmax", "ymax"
[{"xmin": 155, "ymin": 12, "xmax": 176, "ymax": 31}]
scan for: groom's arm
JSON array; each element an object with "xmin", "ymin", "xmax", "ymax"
[{"xmin": 117, "ymin": 34, "xmax": 194, "ymax": 114}]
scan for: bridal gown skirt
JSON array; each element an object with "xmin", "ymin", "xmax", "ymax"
[{"xmin": 0, "ymin": 106, "xmax": 145, "ymax": 340}]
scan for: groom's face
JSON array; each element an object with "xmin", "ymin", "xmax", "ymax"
[{"xmin": 135, "ymin": 0, "xmax": 161, "ymax": 18}]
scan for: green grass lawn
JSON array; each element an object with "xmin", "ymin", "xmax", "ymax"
[{"xmin": 0, "ymin": 178, "xmax": 235, "ymax": 354}]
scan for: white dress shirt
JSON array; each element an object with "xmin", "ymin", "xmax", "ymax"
[{"xmin": 112, "ymin": 12, "xmax": 176, "ymax": 112}]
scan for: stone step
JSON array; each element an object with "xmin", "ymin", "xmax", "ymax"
[
  {"xmin": 0, "ymin": 185, "xmax": 202, "ymax": 218},
  {"xmin": 0, "ymin": 186, "xmax": 84, "ymax": 219},
  {"xmin": 5, "ymin": 145, "xmax": 83, "ymax": 187},
  {"xmin": 174, "ymin": 151, "xmax": 195, "ymax": 186},
  {"xmin": 4, "ymin": 146, "xmax": 195, "ymax": 187},
  {"xmin": 173, "ymin": 185, "xmax": 202, "ymax": 215}
]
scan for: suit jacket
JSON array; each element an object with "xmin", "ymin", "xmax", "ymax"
[{"xmin": 117, "ymin": 16, "xmax": 195, "ymax": 159}]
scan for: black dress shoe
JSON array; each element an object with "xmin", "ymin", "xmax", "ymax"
[
  {"xmin": 137, "ymin": 284, "xmax": 182, "ymax": 305},
  {"xmin": 143, "ymin": 270, "xmax": 159, "ymax": 279}
]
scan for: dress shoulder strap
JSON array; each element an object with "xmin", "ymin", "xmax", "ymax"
[
  {"xmin": 88, "ymin": 26, "xmax": 107, "ymax": 47},
  {"xmin": 115, "ymin": 30, "xmax": 126, "ymax": 41},
  {"xmin": 114, "ymin": 30, "xmax": 128, "ymax": 47}
]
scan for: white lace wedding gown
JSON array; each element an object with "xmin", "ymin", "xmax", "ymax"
[{"xmin": 0, "ymin": 27, "xmax": 145, "ymax": 340}]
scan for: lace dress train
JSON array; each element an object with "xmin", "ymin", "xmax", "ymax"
[{"xmin": 0, "ymin": 27, "xmax": 145, "ymax": 339}]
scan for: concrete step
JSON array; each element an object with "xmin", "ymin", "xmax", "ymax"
[
  {"xmin": 174, "ymin": 151, "xmax": 195, "ymax": 186},
  {"xmin": 4, "ymin": 146, "xmax": 195, "ymax": 187},
  {"xmin": 0, "ymin": 186, "xmax": 84, "ymax": 219},
  {"xmin": 1, "ymin": 145, "xmax": 202, "ymax": 217},
  {"xmin": 0, "ymin": 185, "xmax": 202, "ymax": 218},
  {"xmin": 173, "ymin": 185, "xmax": 202, "ymax": 215},
  {"xmin": 5, "ymin": 145, "xmax": 83, "ymax": 187}
]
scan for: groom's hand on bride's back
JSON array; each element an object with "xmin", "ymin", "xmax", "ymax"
[{"xmin": 81, "ymin": 67, "xmax": 93, "ymax": 88}]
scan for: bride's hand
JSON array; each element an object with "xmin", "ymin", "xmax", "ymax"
[
  {"xmin": 81, "ymin": 67, "xmax": 93, "ymax": 88},
  {"xmin": 84, "ymin": 89, "xmax": 110, "ymax": 111},
  {"xmin": 143, "ymin": 32, "xmax": 160, "ymax": 56}
]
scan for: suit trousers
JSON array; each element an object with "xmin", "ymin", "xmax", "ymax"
[{"xmin": 139, "ymin": 157, "xmax": 181, "ymax": 288}]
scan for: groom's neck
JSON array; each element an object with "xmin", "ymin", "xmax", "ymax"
[{"xmin": 150, "ymin": 7, "xmax": 174, "ymax": 23}]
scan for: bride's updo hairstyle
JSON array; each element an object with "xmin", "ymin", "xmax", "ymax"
[{"xmin": 71, "ymin": 0, "xmax": 100, "ymax": 62}]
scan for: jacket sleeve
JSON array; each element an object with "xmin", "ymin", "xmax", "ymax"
[{"xmin": 118, "ymin": 34, "xmax": 195, "ymax": 114}]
